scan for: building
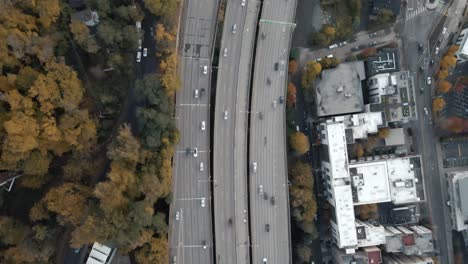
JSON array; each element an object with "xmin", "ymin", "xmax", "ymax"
[
  {"xmin": 391, "ymin": 205, "xmax": 420, "ymax": 225},
  {"xmin": 367, "ymin": 71, "xmax": 415, "ymax": 124},
  {"xmin": 332, "ymin": 246, "xmax": 383, "ymax": 264},
  {"xmin": 71, "ymin": 9, "xmax": 100, "ymax": 27},
  {"xmin": 320, "ymin": 117, "xmax": 424, "ymax": 250},
  {"xmin": 356, "ymin": 220, "xmax": 386, "ymax": 247},
  {"xmin": 86, "ymin": 242, "xmax": 115, "ymax": 264},
  {"xmin": 384, "ymin": 254, "xmax": 434, "ymax": 264},
  {"xmin": 385, "ymin": 128, "xmax": 406, "ymax": 146},
  {"xmin": 446, "ymin": 170, "xmax": 468, "ymax": 231},
  {"xmin": 455, "ymin": 28, "xmax": 468, "ymax": 62},
  {"xmin": 315, "ymin": 61, "xmax": 366, "ymax": 117},
  {"xmin": 384, "ymin": 226, "xmax": 434, "ymax": 255},
  {"xmin": 366, "ymin": 48, "xmax": 400, "ymax": 77}
]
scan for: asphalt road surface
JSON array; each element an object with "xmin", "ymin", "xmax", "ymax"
[
  {"xmin": 248, "ymin": 0, "xmax": 297, "ymax": 263},
  {"xmin": 399, "ymin": 0, "xmax": 466, "ymax": 263},
  {"xmin": 169, "ymin": 0, "xmax": 219, "ymax": 263},
  {"xmin": 212, "ymin": 0, "xmax": 260, "ymax": 263}
]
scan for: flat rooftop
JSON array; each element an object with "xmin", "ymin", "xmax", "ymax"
[
  {"xmin": 316, "ymin": 61, "xmax": 365, "ymax": 117},
  {"xmin": 350, "ymin": 161, "xmax": 391, "ymax": 205},
  {"xmin": 366, "ymin": 48, "xmax": 399, "ymax": 76},
  {"xmin": 386, "ymin": 157, "xmax": 420, "ymax": 204}
]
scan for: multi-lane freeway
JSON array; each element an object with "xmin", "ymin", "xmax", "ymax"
[
  {"xmin": 169, "ymin": 0, "xmax": 219, "ymax": 263},
  {"xmin": 248, "ymin": 0, "xmax": 297, "ymax": 263},
  {"xmin": 212, "ymin": 0, "xmax": 259, "ymax": 263}
]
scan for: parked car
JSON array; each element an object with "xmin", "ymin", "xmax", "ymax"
[
  {"xmin": 328, "ymin": 44, "xmax": 338, "ymax": 49},
  {"xmin": 203, "ymin": 65, "xmax": 208, "ymax": 74},
  {"xmin": 201, "ymin": 198, "xmax": 206, "ymax": 207},
  {"xmin": 427, "ymin": 76, "xmax": 432, "ymax": 85},
  {"xmin": 369, "ymin": 32, "xmax": 377, "ymax": 37},
  {"xmin": 175, "ymin": 211, "xmax": 180, "ymax": 221},
  {"xmin": 143, "ymin": 48, "xmax": 148, "ymax": 57},
  {"xmin": 368, "ymin": 41, "xmax": 377, "ymax": 47},
  {"xmin": 136, "ymin": 51, "xmax": 141, "ymax": 62}
]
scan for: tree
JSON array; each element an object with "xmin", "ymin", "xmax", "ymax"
[
  {"xmin": 355, "ymin": 204, "xmax": 379, "ymax": 220},
  {"xmin": 378, "ymin": 127, "xmax": 390, "ymax": 138},
  {"xmin": 448, "ymin": 45, "xmax": 460, "ymax": 53},
  {"xmin": 376, "ymin": 9, "xmax": 395, "ymax": 25},
  {"xmin": 438, "ymin": 69, "xmax": 449, "ymax": 80},
  {"xmin": 70, "ymin": 21, "xmax": 100, "ymax": 53},
  {"xmin": 437, "ymin": 80, "xmax": 453, "ymax": 93},
  {"xmin": 295, "ymin": 244, "xmax": 312, "ymax": 263},
  {"xmin": 301, "ymin": 61, "xmax": 322, "ymax": 89},
  {"xmin": 354, "ymin": 143, "xmax": 364, "ymax": 158},
  {"xmin": 322, "ymin": 25, "xmax": 336, "ymax": 40},
  {"xmin": 442, "ymin": 55, "xmax": 457, "ymax": 67},
  {"xmin": 0, "ymin": 217, "xmax": 30, "ymax": 245},
  {"xmin": 309, "ymin": 31, "xmax": 328, "ymax": 46},
  {"xmin": 288, "ymin": 60, "xmax": 298, "ymax": 75},
  {"xmin": 145, "ymin": 0, "xmax": 179, "ymax": 20},
  {"xmin": 445, "ymin": 117, "xmax": 464, "ymax": 133},
  {"xmin": 286, "ymin": 83, "xmax": 297, "ymax": 107},
  {"xmin": 97, "ymin": 21, "xmax": 123, "ymax": 47},
  {"xmin": 42, "ymin": 183, "xmax": 92, "ymax": 226},
  {"xmin": 289, "ymin": 132, "xmax": 310, "ymax": 155},
  {"xmin": 358, "ymin": 47, "xmax": 377, "ymax": 59},
  {"xmin": 35, "ymin": 0, "xmax": 61, "ymax": 28},
  {"xmin": 134, "ymin": 237, "xmax": 168, "ymax": 264},
  {"xmin": 432, "ymin": 97, "xmax": 446, "ymax": 112}
]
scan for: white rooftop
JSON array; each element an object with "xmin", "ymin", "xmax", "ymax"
[
  {"xmin": 323, "ymin": 122, "xmax": 349, "ymax": 181},
  {"xmin": 334, "ymin": 185, "xmax": 358, "ymax": 248},
  {"xmin": 356, "ymin": 220, "xmax": 387, "ymax": 247},
  {"xmin": 349, "ymin": 161, "xmax": 391, "ymax": 205},
  {"xmin": 387, "ymin": 158, "xmax": 420, "ymax": 204},
  {"xmin": 335, "ymin": 111, "xmax": 383, "ymax": 140},
  {"xmin": 458, "ymin": 28, "xmax": 468, "ymax": 59}
]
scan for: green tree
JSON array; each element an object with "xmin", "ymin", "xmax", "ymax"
[{"xmin": 134, "ymin": 237, "xmax": 169, "ymax": 264}]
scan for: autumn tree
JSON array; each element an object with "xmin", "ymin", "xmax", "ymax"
[
  {"xmin": 301, "ymin": 61, "xmax": 322, "ymax": 89},
  {"xmin": 437, "ymin": 80, "xmax": 453, "ymax": 93},
  {"xmin": 295, "ymin": 244, "xmax": 312, "ymax": 263},
  {"xmin": 154, "ymin": 23, "xmax": 176, "ymax": 58},
  {"xmin": 70, "ymin": 21, "xmax": 100, "ymax": 53},
  {"xmin": 134, "ymin": 237, "xmax": 169, "ymax": 264},
  {"xmin": 438, "ymin": 69, "xmax": 449, "ymax": 80},
  {"xmin": 145, "ymin": 0, "xmax": 179, "ymax": 20},
  {"xmin": 432, "ymin": 97, "xmax": 446, "ymax": 112},
  {"xmin": 355, "ymin": 204, "xmax": 379, "ymax": 220},
  {"xmin": 289, "ymin": 132, "xmax": 310, "ymax": 155},
  {"xmin": 288, "ymin": 60, "xmax": 299, "ymax": 75},
  {"xmin": 287, "ymin": 83, "xmax": 297, "ymax": 107},
  {"xmin": 378, "ymin": 127, "xmax": 390, "ymax": 138},
  {"xmin": 358, "ymin": 47, "xmax": 377, "ymax": 59},
  {"xmin": 322, "ymin": 25, "xmax": 336, "ymax": 40},
  {"xmin": 289, "ymin": 161, "xmax": 317, "ymax": 232},
  {"xmin": 354, "ymin": 143, "xmax": 365, "ymax": 158}
]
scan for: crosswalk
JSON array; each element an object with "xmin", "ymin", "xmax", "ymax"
[{"xmin": 405, "ymin": 3, "xmax": 447, "ymax": 21}]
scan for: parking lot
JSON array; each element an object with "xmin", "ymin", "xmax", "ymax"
[{"xmin": 441, "ymin": 137, "xmax": 468, "ymax": 168}]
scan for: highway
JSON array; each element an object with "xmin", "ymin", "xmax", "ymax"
[
  {"xmin": 212, "ymin": 0, "xmax": 260, "ymax": 263},
  {"xmin": 248, "ymin": 0, "xmax": 296, "ymax": 263},
  {"xmin": 169, "ymin": 0, "xmax": 219, "ymax": 263}
]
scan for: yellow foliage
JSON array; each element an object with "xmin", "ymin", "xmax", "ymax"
[
  {"xmin": 289, "ymin": 132, "xmax": 310, "ymax": 155},
  {"xmin": 432, "ymin": 97, "xmax": 446, "ymax": 111},
  {"xmin": 437, "ymin": 80, "xmax": 453, "ymax": 93}
]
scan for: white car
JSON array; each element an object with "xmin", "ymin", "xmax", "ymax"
[
  {"xmin": 442, "ymin": 27, "xmax": 447, "ymax": 35},
  {"xmin": 258, "ymin": 185, "xmax": 263, "ymax": 195},
  {"xmin": 175, "ymin": 211, "xmax": 180, "ymax": 221},
  {"xmin": 328, "ymin": 44, "xmax": 338, "ymax": 50},
  {"xmin": 203, "ymin": 65, "xmax": 208, "ymax": 74},
  {"xmin": 193, "ymin": 147, "xmax": 198, "ymax": 157},
  {"xmin": 136, "ymin": 51, "xmax": 141, "ymax": 62},
  {"xmin": 201, "ymin": 121, "xmax": 206, "ymax": 131},
  {"xmin": 263, "ymin": 257, "xmax": 267, "ymax": 264},
  {"xmin": 326, "ymin": 54, "xmax": 334, "ymax": 58},
  {"xmin": 272, "ymin": 100, "xmax": 277, "ymax": 108},
  {"xmin": 224, "ymin": 110, "xmax": 228, "ymax": 120},
  {"xmin": 424, "ymin": 107, "xmax": 429, "ymax": 116},
  {"xmin": 138, "ymin": 39, "xmax": 142, "ymax": 50},
  {"xmin": 200, "ymin": 162, "xmax": 204, "ymax": 171},
  {"xmin": 194, "ymin": 89, "xmax": 199, "ymax": 98},
  {"xmin": 252, "ymin": 162, "xmax": 257, "ymax": 173},
  {"xmin": 241, "ymin": 0, "xmax": 246, "ymax": 6},
  {"xmin": 223, "ymin": 48, "xmax": 228, "ymax": 57},
  {"xmin": 143, "ymin": 48, "xmax": 148, "ymax": 57},
  {"xmin": 201, "ymin": 197, "xmax": 206, "ymax": 207},
  {"xmin": 232, "ymin": 24, "xmax": 237, "ymax": 34},
  {"xmin": 427, "ymin": 76, "xmax": 432, "ymax": 85},
  {"xmin": 435, "ymin": 47, "xmax": 439, "ymax": 55}
]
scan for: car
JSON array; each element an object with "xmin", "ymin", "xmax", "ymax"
[
  {"xmin": 427, "ymin": 76, "xmax": 432, "ymax": 85},
  {"xmin": 326, "ymin": 54, "xmax": 334, "ymax": 58},
  {"xmin": 143, "ymin": 48, "xmax": 148, "ymax": 57},
  {"xmin": 435, "ymin": 47, "xmax": 439, "ymax": 55},
  {"xmin": 232, "ymin": 24, "xmax": 237, "ymax": 34},
  {"xmin": 224, "ymin": 110, "xmax": 228, "ymax": 120},
  {"xmin": 368, "ymin": 41, "xmax": 377, "ymax": 46},
  {"xmin": 278, "ymin": 96, "xmax": 284, "ymax": 104},
  {"xmin": 296, "ymin": 125, "xmax": 300, "ymax": 132},
  {"xmin": 138, "ymin": 39, "xmax": 142, "ymax": 50},
  {"xmin": 201, "ymin": 240, "xmax": 207, "ymax": 249},
  {"xmin": 241, "ymin": 0, "xmax": 246, "ymax": 6},
  {"xmin": 193, "ymin": 147, "xmax": 198, "ymax": 157},
  {"xmin": 194, "ymin": 89, "xmax": 199, "ymax": 98},
  {"xmin": 263, "ymin": 258, "xmax": 268, "ymax": 264},
  {"xmin": 419, "ymin": 66, "xmax": 424, "ymax": 72},
  {"xmin": 265, "ymin": 224, "xmax": 270, "ymax": 232},
  {"xmin": 201, "ymin": 121, "xmax": 206, "ymax": 130},
  {"xmin": 447, "ymin": 200, "xmax": 451, "ymax": 206},
  {"xmin": 339, "ymin": 41, "xmax": 347, "ymax": 46},
  {"xmin": 200, "ymin": 88, "xmax": 206, "ymax": 97},
  {"xmin": 259, "ymin": 112, "xmax": 264, "ymax": 120},
  {"xmin": 223, "ymin": 48, "xmax": 228, "ymax": 57},
  {"xmin": 203, "ymin": 65, "xmax": 208, "ymax": 74},
  {"xmin": 201, "ymin": 198, "xmax": 206, "ymax": 207},
  {"xmin": 272, "ymin": 100, "xmax": 277, "ymax": 108},
  {"xmin": 328, "ymin": 44, "xmax": 338, "ymax": 49},
  {"xmin": 274, "ymin": 62, "xmax": 279, "ymax": 71},
  {"xmin": 172, "ymin": 256, "xmax": 177, "ymax": 264},
  {"xmin": 430, "ymin": 59, "xmax": 435, "ymax": 65},
  {"xmin": 270, "ymin": 196, "xmax": 275, "ymax": 205},
  {"xmin": 369, "ymin": 32, "xmax": 377, "ymax": 38},
  {"xmin": 418, "ymin": 43, "xmax": 423, "ymax": 51},
  {"xmin": 175, "ymin": 211, "xmax": 180, "ymax": 221},
  {"xmin": 351, "ymin": 46, "xmax": 360, "ymax": 51},
  {"xmin": 258, "ymin": 184, "xmax": 263, "ymax": 195},
  {"xmin": 200, "ymin": 162, "xmax": 204, "ymax": 171},
  {"xmin": 252, "ymin": 162, "xmax": 257, "ymax": 173},
  {"xmin": 136, "ymin": 51, "xmax": 142, "ymax": 62},
  {"xmin": 442, "ymin": 27, "xmax": 447, "ymax": 35},
  {"xmin": 424, "ymin": 107, "xmax": 429, "ymax": 116},
  {"xmin": 420, "ymin": 87, "xmax": 424, "ymax": 94}
]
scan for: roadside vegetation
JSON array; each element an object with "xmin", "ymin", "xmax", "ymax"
[{"xmin": 0, "ymin": 0, "xmax": 181, "ymax": 263}]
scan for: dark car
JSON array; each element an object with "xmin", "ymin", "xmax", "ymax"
[
  {"xmin": 270, "ymin": 196, "xmax": 275, "ymax": 205},
  {"xmin": 430, "ymin": 59, "xmax": 435, "ymax": 65},
  {"xmin": 265, "ymin": 224, "xmax": 270, "ymax": 232},
  {"xmin": 278, "ymin": 96, "xmax": 284, "ymax": 104},
  {"xmin": 368, "ymin": 41, "xmax": 377, "ymax": 47},
  {"xmin": 369, "ymin": 32, "xmax": 377, "ymax": 38},
  {"xmin": 418, "ymin": 43, "xmax": 423, "ymax": 51},
  {"xmin": 274, "ymin": 62, "xmax": 279, "ymax": 71},
  {"xmin": 351, "ymin": 46, "xmax": 360, "ymax": 51}
]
